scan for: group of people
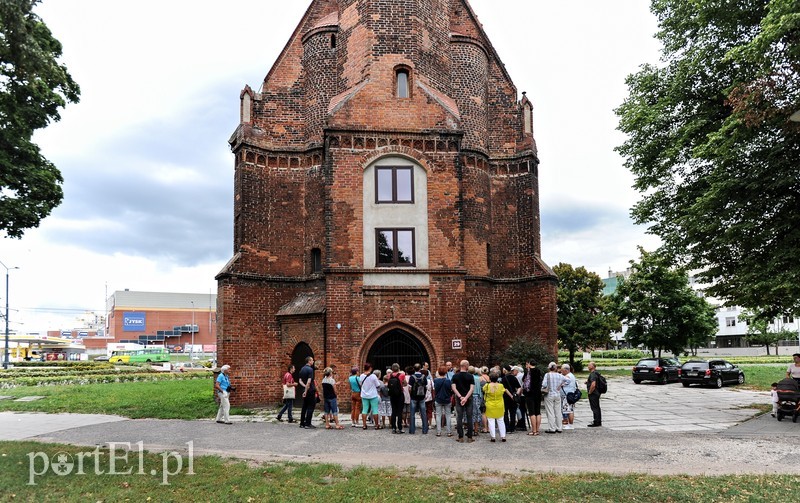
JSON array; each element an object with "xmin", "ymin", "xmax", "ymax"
[{"xmin": 259, "ymin": 356, "xmax": 606, "ymax": 440}]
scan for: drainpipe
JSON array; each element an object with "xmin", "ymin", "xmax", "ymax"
[{"xmin": 323, "ymin": 310, "xmax": 328, "ymax": 369}]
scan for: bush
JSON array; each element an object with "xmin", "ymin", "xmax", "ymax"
[{"xmin": 0, "ymin": 372, "xmax": 210, "ymax": 389}]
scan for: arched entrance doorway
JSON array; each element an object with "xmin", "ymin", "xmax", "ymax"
[
  {"xmin": 290, "ymin": 342, "xmax": 313, "ymax": 406},
  {"xmin": 366, "ymin": 329, "xmax": 430, "ymax": 373}
]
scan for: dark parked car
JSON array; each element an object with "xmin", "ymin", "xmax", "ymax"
[
  {"xmin": 680, "ymin": 359, "xmax": 745, "ymax": 388},
  {"xmin": 632, "ymin": 357, "xmax": 681, "ymax": 384}
]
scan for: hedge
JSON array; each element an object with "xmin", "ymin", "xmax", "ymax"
[{"xmin": 0, "ymin": 372, "xmax": 211, "ymax": 389}]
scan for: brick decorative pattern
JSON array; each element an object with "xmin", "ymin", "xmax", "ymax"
[{"xmin": 218, "ymin": 0, "xmax": 557, "ymax": 406}]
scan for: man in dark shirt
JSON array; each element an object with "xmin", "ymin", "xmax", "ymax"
[
  {"xmin": 298, "ymin": 356, "xmax": 317, "ymax": 429},
  {"xmin": 586, "ymin": 361, "xmax": 602, "ymax": 427},
  {"xmin": 450, "ymin": 360, "xmax": 475, "ymax": 442},
  {"xmin": 502, "ymin": 365, "xmax": 521, "ymax": 433}
]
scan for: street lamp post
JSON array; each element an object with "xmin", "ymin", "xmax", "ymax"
[
  {"xmin": 190, "ymin": 300, "xmax": 195, "ymax": 361},
  {"xmin": 1, "ymin": 261, "xmax": 19, "ymax": 370}
]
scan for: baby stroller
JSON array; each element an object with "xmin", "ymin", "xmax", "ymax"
[{"xmin": 775, "ymin": 378, "xmax": 799, "ymax": 422}]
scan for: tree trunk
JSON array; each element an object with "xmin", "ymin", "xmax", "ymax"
[{"xmin": 765, "ymin": 344, "xmax": 771, "ymax": 356}]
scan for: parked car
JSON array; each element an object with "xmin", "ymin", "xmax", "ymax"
[
  {"xmin": 680, "ymin": 359, "xmax": 745, "ymax": 388},
  {"xmin": 93, "ymin": 355, "xmax": 110, "ymax": 362},
  {"xmin": 632, "ymin": 357, "xmax": 681, "ymax": 384}
]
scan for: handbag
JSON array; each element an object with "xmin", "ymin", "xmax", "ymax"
[
  {"xmin": 283, "ymin": 384, "xmax": 295, "ymax": 400},
  {"xmin": 566, "ymin": 389, "xmax": 581, "ymax": 404}
]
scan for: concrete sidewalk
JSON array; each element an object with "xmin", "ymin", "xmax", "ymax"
[{"xmin": 0, "ymin": 412, "xmax": 127, "ymax": 440}]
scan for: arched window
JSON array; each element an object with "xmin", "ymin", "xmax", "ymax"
[{"xmin": 396, "ymin": 69, "xmax": 409, "ymax": 98}]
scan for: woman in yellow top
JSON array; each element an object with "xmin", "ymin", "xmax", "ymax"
[{"xmin": 482, "ymin": 372, "xmax": 515, "ymax": 442}]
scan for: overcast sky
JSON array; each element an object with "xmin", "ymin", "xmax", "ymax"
[{"xmin": 2, "ymin": 0, "xmax": 662, "ymax": 333}]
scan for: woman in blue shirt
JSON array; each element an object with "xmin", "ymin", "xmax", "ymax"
[{"xmin": 214, "ymin": 365, "xmax": 233, "ymax": 425}]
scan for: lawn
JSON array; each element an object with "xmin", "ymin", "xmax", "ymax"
[
  {"xmin": 0, "ymin": 441, "xmax": 793, "ymax": 502},
  {"xmin": 0, "ymin": 379, "xmax": 251, "ymax": 419}
]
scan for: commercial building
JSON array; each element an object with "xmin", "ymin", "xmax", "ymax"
[
  {"xmin": 216, "ymin": 0, "xmax": 558, "ymax": 405},
  {"xmin": 104, "ymin": 290, "xmax": 217, "ymax": 353}
]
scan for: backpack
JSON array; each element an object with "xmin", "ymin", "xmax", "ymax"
[
  {"xmin": 435, "ymin": 378, "xmax": 452, "ymax": 403},
  {"xmin": 411, "ymin": 376, "xmax": 427, "ymax": 399},
  {"xmin": 595, "ymin": 373, "xmax": 608, "ymax": 394},
  {"xmin": 388, "ymin": 374, "xmax": 403, "ymax": 398}
]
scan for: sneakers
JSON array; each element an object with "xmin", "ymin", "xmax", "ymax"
[{"xmin": 564, "ymin": 425, "xmax": 573, "ymax": 430}]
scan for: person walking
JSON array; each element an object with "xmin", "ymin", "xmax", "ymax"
[
  {"xmin": 451, "ymin": 360, "xmax": 475, "ymax": 442},
  {"xmin": 586, "ymin": 361, "xmax": 603, "ymax": 427},
  {"xmin": 560, "ymin": 363, "xmax": 577, "ymax": 430},
  {"xmin": 522, "ymin": 360, "xmax": 543, "ymax": 436},
  {"xmin": 542, "ymin": 362, "xmax": 566, "ymax": 433},
  {"xmin": 348, "ymin": 366, "xmax": 362, "ymax": 427},
  {"xmin": 214, "ymin": 364, "xmax": 233, "ymax": 425},
  {"xmin": 298, "ymin": 356, "xmax": 318, "ymax": 429},
  {"xmin": 359, "ymin": 363, "xmax": 381, "ymax": 430},
  {"xmin": 470, "ymin": 366, "xmax": 483, "ymax": 436},
  {"xmin": 276, "ymin": 364, "xmax": 297, "ymax": 423},
  {"xmin": 408, "ymin": 368, "xmax": 429, "ymax": 434},
  {"xmin": 482, "ymin": 372, "xmax": 514, "ymax": 442},
  {"xmin": 433, "ymin": 366, "xmax": 453, "ymax": 437}
]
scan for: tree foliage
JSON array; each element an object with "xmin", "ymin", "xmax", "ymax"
[
  {"xmin": 492, "ymin": 337, "xmax": 555, "ymax": 369},
  {"xmin": 553, "ymin": 263, "xmax": 620, "ymax": 364},
  {"xmin": 1, "ymin": 0, "xmax": 80, "ymax": 238},
  {"xmin": 616, "ymin": 0, "xmax": 800, "ymax": 319},
  {"xmin": 610, "ymin": 248, "xmax": 718, "ymax": 357}
]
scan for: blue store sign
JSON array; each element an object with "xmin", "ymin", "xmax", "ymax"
[{"xmin": 123, "ymin": 312, "xmax": 146, "ymax": 332}]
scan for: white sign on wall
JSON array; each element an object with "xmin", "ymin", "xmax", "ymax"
[{"xmin": 452, "ymin": 339, "xmax": 462, "ymax": 350}]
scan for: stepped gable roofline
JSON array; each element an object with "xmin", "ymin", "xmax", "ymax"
[
  {"xmin": 260, "ymin": 0, "xmax": 337, "ymax": 91},
  {"xmin": 456, "ymin": 0, "xmax": 517, "ymax": 94},
  {"xmin": 276, "ymin": 291, "xmax": 326, "ymax": 316}
]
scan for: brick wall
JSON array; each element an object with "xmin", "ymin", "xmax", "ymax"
[{"xmin": 219, "ymin": 0, "xmax": 557, "ymax": 407}]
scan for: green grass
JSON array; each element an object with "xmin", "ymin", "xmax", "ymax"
[
  {"xmin": 0, "ymin": 441, "xmax": 794, "ymax": 502},
  {"xmin": 738, "ymin": 365, "xmax": 787, "ymax": 391},
  {"xmin": 0, "ymin": 379, "xmax": 251, "ymax": 419}
]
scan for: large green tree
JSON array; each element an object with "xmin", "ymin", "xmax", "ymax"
[
  {"xmin": 616, "ymin": 0, "xmax": 800, "ymax": 319},
  {"xmin": 554, "ymin": 263, "xmax": 620, "ymax": 365},
  {"xmin": 1, "ymin": 0, "xmax": 79, "ymax": 238},
  {"xmin": 610, "ymin": 248, "xmax": 718, "ymax": 357}
]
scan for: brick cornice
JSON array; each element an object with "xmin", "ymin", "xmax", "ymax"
[{"xmin": 464, "ymin": 274, "xmax": 558, "ymax": 284}]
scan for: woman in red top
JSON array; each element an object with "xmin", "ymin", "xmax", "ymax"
[{"xmin": 276, "ymin": 364, "xmax": 297, "ymax": 423}]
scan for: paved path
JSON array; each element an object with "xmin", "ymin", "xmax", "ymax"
[{"xmin": 2, "ymin": 379, "xmax": 798, "ymax": 476}]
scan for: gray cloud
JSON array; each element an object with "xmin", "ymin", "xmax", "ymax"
[{"xmin": 42, "ymin": 81, "xmax": 240, "ymax": 265}]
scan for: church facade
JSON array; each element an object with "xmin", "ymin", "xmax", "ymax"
[{"xmin": 217, "ymin": 0, "xmax": 557, "ymax": 405}]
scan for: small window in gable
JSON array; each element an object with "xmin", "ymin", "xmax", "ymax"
[
  {"xmin": 330, "ymin": 34, "xmax": 336, "ymax": 48},
  {"xmin": 396, "ymin": 69, "xmax": 409, "ymax": 98}
]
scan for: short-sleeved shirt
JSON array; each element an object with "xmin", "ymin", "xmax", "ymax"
[
  {"xmin": 299, "ymin": 364, "xmax": 315, "ymax": 391},
  {"xmin": 359, "ymin": 373, "xmax": 380, "ymax": 399},
  {"xmin": 542, "ymin": 371, "xmax": 566, "ymax": 395},
  {"xmin": 322, "ymin": 376, "xmax": 336, "ymax": 399},
  {"xmin": 586, "ymin": 371, "xmax": 600, "ymax": 395},
  {"xmin": 561, "ymin": 372, "xmax": 577, "ymax": 395},
  {"xmin": 216, "ymin": 372, "xmax": 230, "ymax": 392},
  {"xmin": 472, "ymin": 374, "xmax": 482, "ymax": 398},
  {"xmin": 282, "ymin": 372, "xmax": 294, "ymax": 385},
  {"xmin": 482, "ymin": 382, "xmax": 506, "ymax": 419},
  {"xmin": 788, "ymin": 364, "xmax": 800, "ymax": 379},
  {"xmin": 348, "ymin": 374, "xmax": 361, "ymax": 392},
  {"xmin": 451, "ymin": 371, "xmax": 475, "ymax": 398}
]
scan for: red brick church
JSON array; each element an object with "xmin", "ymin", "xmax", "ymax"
[{"xmin": 216, "ymin": 0, "xmax": 557, "ymax": 405}]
